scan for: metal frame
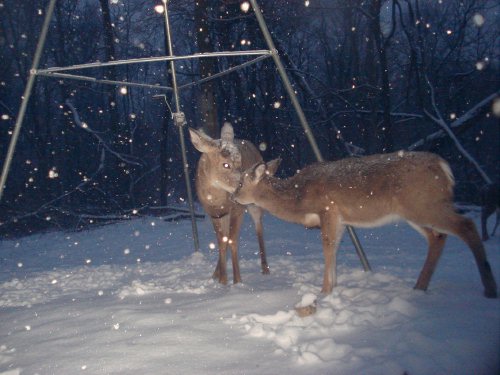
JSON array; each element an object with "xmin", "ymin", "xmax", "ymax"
[{"xmin": 0, "ymin": 0, "xmax": 370, "ymax": 271}]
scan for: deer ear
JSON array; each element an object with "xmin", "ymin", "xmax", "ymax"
[
  {"xmin": 266, "ymin": 158, "xmax": 281, "ymax": 176},
  {"xmin": 221, "ymin": 122, "xmax": 234, "ymax": 143},
  {"xmin": 254, "ymin": 163, "xmax": 267, "ymax": 181},
  {"xmin": 189, "ymin": 127, "xmax": 218, "ymax": 153}
]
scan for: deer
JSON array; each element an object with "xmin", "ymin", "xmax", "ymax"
[
  {"xmin": 189, "ymin": 122, "xmax": 270, "ymax": 285},
  {"xmin": 480, "ymin": 182, "xmax": 499, "ymax": 241},
  {"xmin": 230, "ymin": 151, "xmax": 497, "ymax": 298}
]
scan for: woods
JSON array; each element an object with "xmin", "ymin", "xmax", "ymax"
[{"xmin": 0, "ymin": 0, "xmax": 498, "ymax": 236}]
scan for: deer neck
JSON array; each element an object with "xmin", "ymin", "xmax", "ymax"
[{"xmin": 256, "ymin": 176, "xmax": 314, "ymax": 226}]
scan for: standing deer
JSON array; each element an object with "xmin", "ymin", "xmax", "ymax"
[
  {"xmin": 480, "ymin": 182, "xmax": 499, "ymax": 241},
  {"xmin": 189, "ymin": 123, "xmax": 269, "ymax": 285},
  {"xmin": 231, "ymin": 151, "xmax": 497, "ymax": 298}
]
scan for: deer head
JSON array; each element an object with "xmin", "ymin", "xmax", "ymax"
[
  {"xmin": 189, "ymin": 122, "xmax": 243, "ymax": 193},
  {"xmin": 233, "ymin": 159, "xmax": 282, "ymax": 205}
]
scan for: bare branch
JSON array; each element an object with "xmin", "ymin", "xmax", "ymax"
[
  {"xmin": 407, "ymin": 77, "xmax": 497, "ymax": 184},
  {"xmin": 65, "ymin": 100, "xmax": 143, "ymax": 167}
]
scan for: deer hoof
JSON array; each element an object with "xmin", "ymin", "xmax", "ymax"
[{"xmin": 295, "ymin": 304, "xmax": 317, "ymax": 317}]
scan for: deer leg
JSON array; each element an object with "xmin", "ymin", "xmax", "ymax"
[
  {"xmin": 320, "ymin": 211, "xmax": 343, "ymax": 294},
  {"xmin": 413, "ymin": 226, "xmax": 447, "ymax": 292},
  {"xmin": 430, "ymin": 213, "xmax": 497, "ymax": 298},
  {"xmin": 481, "ymin": 204, "xmax": 495, "ymax": 241},
  {"xmin": 491, "ymin": 209, "xmax": 499, "ymax": 237},
  {"xmin": 228, "ymin": 206, "xmax": 245, "ymax": 284},
  {"xmin": 247, "ymin": 205, "xmax": 270, "ymax": 274},
  {"xmin": 211, "ymin": 215, "xmax": 230, "ymax": 285},
  {"xmin": 454, "ymin": 216, "xmax": 497, "ymax": 298}
]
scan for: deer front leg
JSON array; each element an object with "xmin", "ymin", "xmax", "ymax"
[
  {"xmin": 247, "ymin": 205, "xmax": 270, "ymax": 274},
  {"xmin": 320, "ymin": 211, "xmax": 344, "ymax": 294},
  {"xmin": 211, "ymin": 215, "xmax": 230, "ymax": 284},
  {"xmin": 228, "ymin": 206, "xmax": 245, "ymax": 284}
]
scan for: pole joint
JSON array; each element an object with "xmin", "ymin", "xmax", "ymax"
[{"xmin": 173, "ymin": 112, "xmax": 187, "ymax": 127}]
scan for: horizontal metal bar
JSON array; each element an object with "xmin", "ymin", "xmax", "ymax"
[
  {"xmin": 36, "ymin": 54, "xmax": 273, "ymax": 93},
  {"xmin": 178, "ymin": 54, "xmax": 272, "ymax": 90},
  {"xmin": 35, "ymin": 71, "xmax": 173, "ymax": 91},
  {"xmin": 35, "ymin": 50, "xmax": 273, "ymax": 74}
]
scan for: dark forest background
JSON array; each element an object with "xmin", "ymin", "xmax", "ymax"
[{"xmin": 0, "ymin": 0, "xmax": 499, "ymax": 237}]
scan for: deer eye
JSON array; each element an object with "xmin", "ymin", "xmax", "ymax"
[{"xmin": 223, "ymin": 163, "xmax": 231, "ymax": 169}]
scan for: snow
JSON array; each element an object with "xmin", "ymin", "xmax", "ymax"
[{"xmin": 0, "ymin": 211, "xmax": 499, "ymax": 374}]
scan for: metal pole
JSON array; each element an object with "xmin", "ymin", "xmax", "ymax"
[
  {"xmin": 36, "ymin": 50, "xmax": 272, "ymax": 74},
  {"xmin": 162, "ymin": 0, "xmax": 200, "ymax": 252},
  {"xmin": 249, "ymin": 0, "xmax": 371, "ymax": 271},
  {"xmin": 0, "ymin": 0, "xmax": 58, "ymax": 202},
  {"xmin": 36, "ymin": 71, "xmax": 174, "ymax": 92},
  {"xmin": 178, "ymin": 54, "xmax": 271, "ymax": 90}
]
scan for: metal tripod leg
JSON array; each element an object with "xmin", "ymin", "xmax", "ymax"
[
  {"xmin": 162, "ymin": 0, "xmax": 200, "ymax": 252},
  {"xmin": 0, "ymin": 0, "xmax": 58, "ymax": 202}
]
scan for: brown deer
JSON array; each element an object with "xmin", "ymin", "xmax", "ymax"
[
  {"xmin": 480, "ymin": 182, "xmax": 499, "ymax": 241},
  {"xmin": 189, "ymin": 123, "xmax": 269, "ymax": 285},
  {"xmin": 230, "ymin": 151, "xmax": 497, "ymax": 298}
]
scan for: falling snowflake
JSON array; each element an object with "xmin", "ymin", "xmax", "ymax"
[
  {"xmin": 154, "ymin": 5, "xmax": 164, "ymax": 14},
  {"xmin": 473, "ymin": 14, "xmax": 485, "ymax": 27},
  {"xmin": 240, "ymin": 1, "xmax": 250, "ymax": 13},
  {"xmin": 476, "ymin": 61, "xmax": 486, "ymax": 70},
  {"xmin": 48, "ymin": 168, "xmax": 59, "ymax": 179}
]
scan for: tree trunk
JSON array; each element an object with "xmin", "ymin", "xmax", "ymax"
[
  {"xmin": 194, "ymin": 0, "xmax": 218, "ymax": 137},
  {"xmin": 370, "ymin": 0, "xmax": 393, "ymax": 152},
  {"xmin": 98, "ymin": 0, "xmax": 120, "ymax": 135}
]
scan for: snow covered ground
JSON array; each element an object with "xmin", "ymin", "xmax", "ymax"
[{"xmin": 0, "ymin": 208, "xmax": 499, "ymax": 375}]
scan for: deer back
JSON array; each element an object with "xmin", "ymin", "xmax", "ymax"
[{"xmin": 237, "ymin": 151, "xmax": 455, "ymax": 227}]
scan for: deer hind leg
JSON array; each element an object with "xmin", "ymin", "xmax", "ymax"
[
  {"xmin": 247, "ymin": 205, "xmax": 270, "ymax": 274},
  {"xmin": 481, "ymin": 204, "xmax": 496, "ymax": 241},
  {"xmin": 411, "ymin": 225, "xmax": 447, "ymax": 292},
  {"xmin": 211, "ymin": 214, "xmax": 230, "ymax": 284},
  {"xmin": 492, "ymin": 209, "xmax": 500, "ymax": 237},
  {"xmin": 320, "ymin": 211, "xmax": 344, "ymax": 294},
  {"xmin": 228, "ymin": 206, "xmax": 245, "ymax": 284},
  {"xmin": 428, "ymin": 212, "xmax": 497, "ymax": 298}
]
